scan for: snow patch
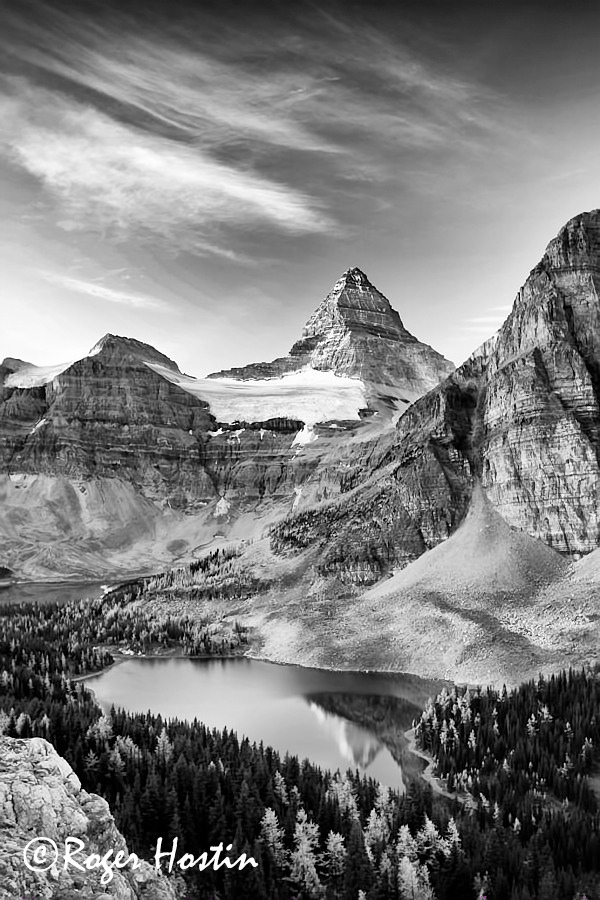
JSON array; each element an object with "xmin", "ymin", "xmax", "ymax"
[
  {"xmin": 214, "ymin": 496, "xmax": 230, "ymax": 517},
  {"xmin": 8, "ymin": 474, "xmax": 29, "ymax": 487},
  {"xmin": 5, "ymin": 361, "xmax": 74, "ymax": 388},
  {"xmin": 29, "ymin": 418, "xmax": 48, "ymax": 435},
  {"xmin": 88, "ymin": 340, "xmax": 106, "ymax": 357},
  {"xmin": 291, "ymin": 424, "xmax": 318, "ymax": 449},
  {"xmin": 292, "ymin": 487, "xmax": 302, "ymax": 510}
]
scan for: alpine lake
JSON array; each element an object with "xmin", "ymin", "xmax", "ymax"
[{"xmin": 6, "ymin": 580, "xmax": 443, "ymax": 790}]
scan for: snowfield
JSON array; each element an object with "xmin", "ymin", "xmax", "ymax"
[
  {"xmin": 5, "ymin": 361, "xmax": 75, "ymax": 388},
  {"xmin": 3, "ymin": 353, "xmax": 369, "ymax": 426},
  {"xmin": 145, "ymin": 363, "xmax": 368, "ymax": 425}
]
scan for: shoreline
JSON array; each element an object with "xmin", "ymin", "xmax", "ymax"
[
  {"xmin": 73, "ymin": 641, "xmax": 450, "ymax": 688},
  {"xmin": 244, "ymin": 647, "xmax": 450, "ymax": 689},
  {"xmin": 72, "ymin": 648, "xmax": 247, "ymax": 685},
  {"xmin": 402, "ymin": 726, "xmax": 471, "ymax": 805}
]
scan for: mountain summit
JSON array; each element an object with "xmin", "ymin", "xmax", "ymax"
[
  {"xmin": 299, "ymin": 266, "xmax": 412, "ymax": 344},
  {"xmin": 89, "ymin": 334, "xmax": 182, "ymax": 372},
  {"xmin": 209, "ymin": 267, "xmax": 455, "ymax": 405}
]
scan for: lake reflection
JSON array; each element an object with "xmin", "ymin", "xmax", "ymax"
[{"xmin": 85, "ymin": 658, "xmax": 438, "ymax": 790}]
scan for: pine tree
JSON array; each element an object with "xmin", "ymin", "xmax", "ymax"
[
  {"xmin": 397, "ymin": 856, "xmax": 435, "ymax": 900},
  {"xmin": 289, "ymin": 808, "xmax": 322, "ymax": 899},
  {"xmin": 260, "ymin": 808, "xmax": 288, "ymax": 869}
]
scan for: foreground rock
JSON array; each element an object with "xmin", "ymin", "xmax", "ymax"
[{"xmin": 0, "ymin": 737, "xmax": 180, "ymax": 899}]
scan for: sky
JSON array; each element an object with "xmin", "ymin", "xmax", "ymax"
[{"xmin": 1, "ymin": 0, "xmax": 600, "ymax": 376}]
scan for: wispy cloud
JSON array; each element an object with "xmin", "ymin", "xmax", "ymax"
[
  {"xmin": 466, "ymin": 315, "xmax": 511, "ymax": 324},
  {"xmin": 460, "ymin": 312, "xmax": 512, "ymax": 334},
  {"xmin": 0, "ymin": 0, "xmax": 513, "ymax": 256},
  {"xmin": 1, "ymin": 78, "xmax": 333, "ymax": 251},
  {"xmin": 40, "ymin": 270, "xmax": 169, "ymax": 310}
]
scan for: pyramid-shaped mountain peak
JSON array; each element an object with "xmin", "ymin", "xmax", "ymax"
[
  {"xmin": 305, "ymin": 267, "xmax": 400, "ymax": 333},
  {"xmin": 209, "ymin": 267, "xmax": 454, "ymax": 397}
]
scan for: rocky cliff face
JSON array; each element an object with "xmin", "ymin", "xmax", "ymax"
[
  {"xmin": 0, "ymin": 736, "xmax": 179, "ymax": 899},
  {"xmin": 477, "ymin": 212, "xmax": 600, "ymax": 551},
  {"xmin": 0, "ymin": 334, "xmax": 216, "ymax": 508}
]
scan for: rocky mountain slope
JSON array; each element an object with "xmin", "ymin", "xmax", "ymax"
[
  {"xmin": 212, "ymin": 481, "xmax": 596, "ymax": 686},
  {"xmin": 0, "ymin": 736, "xmax": 179, "ymax": 899},
  {"xmin": 0, "ymin": 270, "xmax": 452, "ymax": 579}
]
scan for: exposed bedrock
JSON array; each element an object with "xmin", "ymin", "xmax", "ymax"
[{"xmin": 209, "ymin": 266, "xmax": 455, "ymax": 399}]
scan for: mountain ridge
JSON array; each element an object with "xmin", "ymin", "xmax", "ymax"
[{"xmin": 0, "ymin": 265, "xmax": 452, "ymax": 580}]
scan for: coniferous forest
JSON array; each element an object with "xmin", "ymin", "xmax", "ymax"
[{"xmin": 1, "ymin": 596, "xmax": 600, "ymax": 899}]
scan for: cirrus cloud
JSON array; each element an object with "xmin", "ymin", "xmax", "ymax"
[
  {"xmin": 0, "ymin": 78, "xmax": 333, "ymax": 254},
  {"xmin": 39, "ymin": 270, "xmax": 170, "ymax": 310}
]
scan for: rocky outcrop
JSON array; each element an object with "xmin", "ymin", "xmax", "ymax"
[
  {"xmin": 209, "ymin": 267, "xmax": 455, "ymax": 406},
  {"xmin": 0, "ymin": 737, "xmax": 179, "ymax": 899}
]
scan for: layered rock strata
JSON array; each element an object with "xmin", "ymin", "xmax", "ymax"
[{"xmin": 0, "ymin": 335, "xmax": 216, "ymax": 508}]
